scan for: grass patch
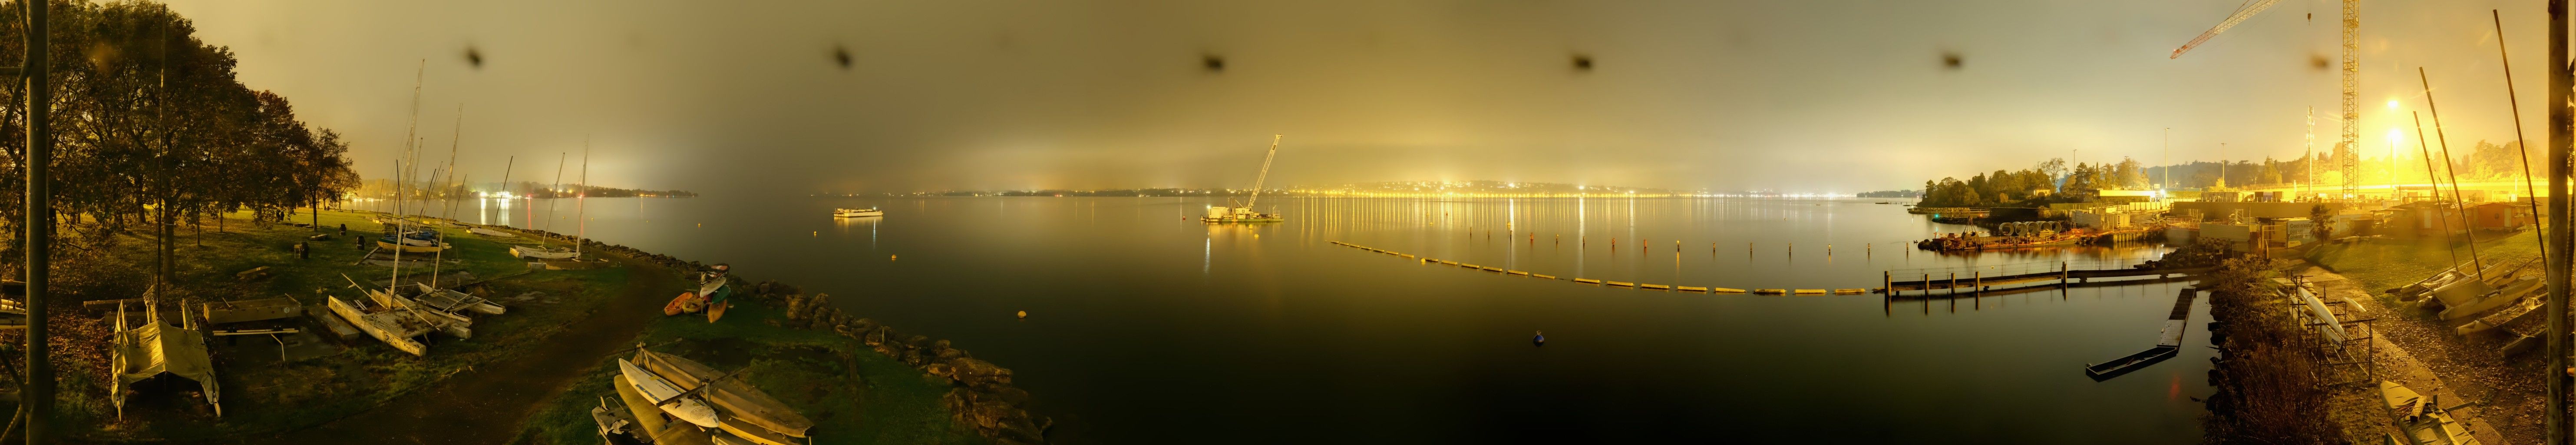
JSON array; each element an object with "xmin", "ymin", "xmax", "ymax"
[
  {"xmin": 45, "ymin": 209, "xmax": 641, "ymax": 441},
  {"xmin": 513, "ymin": 302, "xmax": 989, "ymax": 445}
]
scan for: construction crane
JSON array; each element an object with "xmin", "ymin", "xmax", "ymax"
[
  {"xmin": 2172, "ymin": 0, "xmax": 2360, "ymax": 199},
  {"xmin": 1203, "ymin": 134, "xmax": 1286, "ymax": 223}
]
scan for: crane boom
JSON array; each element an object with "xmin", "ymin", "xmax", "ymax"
[
  {"xmin": 2170, "ymin": 0, "xmax": 2282, "ymax": 59},
  {"xmin": 1245, "ymin": 134, "xmax": 1281, "ymax": 209}
]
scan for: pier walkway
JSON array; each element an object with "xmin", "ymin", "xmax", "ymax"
[
  {"xmin": 2082, "ymin": 287, "xmax": 2201, "ymax": 381},
  {"xmin": 1881, "ymin": 259, "xmax": 2213, "ymax": 296}
]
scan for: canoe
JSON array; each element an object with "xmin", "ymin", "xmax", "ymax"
[
  {"xmin": 618, "ymin": 358, "xmax": 721, "ymax": 428},
  {"xmin": 467, "ymin": 227, "xmax": 517, "ymax": 238},
  {"xmin": 636, "ymin": 349, "xmax": 815, "ymax": 439},
  {"xmin": 665, "ymin": 292, "xmax": 701, "ymax": 316}
]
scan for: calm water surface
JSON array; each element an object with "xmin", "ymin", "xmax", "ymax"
[{"xmin": 406, "ymin": 196, "xmax": 2212, "ymax": 443}]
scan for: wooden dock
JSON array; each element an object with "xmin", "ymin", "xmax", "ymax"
[
  {"xmin": 2083, "ymin": 287, "xmax": 2201, "ymax": 381},
  {"xmin": 1882, "ymin": 262, "xmax": 2213, "ymax": 295}
]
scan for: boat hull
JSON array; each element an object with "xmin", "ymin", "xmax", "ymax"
[
  {"xmin": 376, "ymin": 241, "xmax": 450, "ymax": 253},
  {"xmin": 327, "ymin": 296, "xmax": 429, "ymax": 356},
  {"xmin": 511, "ymin": 245, "xmax": 578, "ymax": 259},
  {"xmin": 618, "ymin": 359, "xmax": 722, "ymax": 428}
]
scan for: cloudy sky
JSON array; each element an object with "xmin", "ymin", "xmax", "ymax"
[{"xmin": 161, "ymin": 0, "xmax": 2550, "ymax": 195}]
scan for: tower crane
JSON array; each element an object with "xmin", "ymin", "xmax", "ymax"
[
  {"xmin": 2172, "ymin": 0, "xmax": 2360, "ymax": 199},
  {"xmin": 1203, "ymin": 134, "xmax": 1287, "ymax": 223}
]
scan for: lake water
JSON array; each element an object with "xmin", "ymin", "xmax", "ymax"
[{"xmin": 375, "ymin": 196, "xmax": 2213, "ymax": 443}]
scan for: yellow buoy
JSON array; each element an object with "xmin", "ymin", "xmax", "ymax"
[
  {"xmin": 891, "ymin": 254, "xmax": 898, "ymax": 261},
  {"xmin": 812, "ymin": 231, "xmax": 819, "ymax": 236},
  {"xmin": 1016, "ymin": 310, "xmax": 1027, "ymax": 319}
]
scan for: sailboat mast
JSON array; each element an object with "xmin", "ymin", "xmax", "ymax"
[
  {"xmin": 545, "ymin": 152, "xmax": 565, "ymax": 246},
  {"xmin": 443, "ymin": 105, "xmax": 461, "ymax": 219},
  {"xmin": 497, "ymin": 155, "xmax": 513, "ymax": 225},
  {"xmin": 575, "ymin": 138, "xmax": 590, "ymax": 259}
]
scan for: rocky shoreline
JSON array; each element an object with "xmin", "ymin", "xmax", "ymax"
[{"xmin": 505, "ymin": 226, "xmax": 1054, "ymax": 444}]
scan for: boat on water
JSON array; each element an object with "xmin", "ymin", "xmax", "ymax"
[
  {"xmin": 2378, "ymin": 380, "xmax": 2482, "ymax": 445},
  {"xmin": 1203, "ymin": 134, "xmax": 1288, "ymax": 224},
  {"xmin": 2083, "ymin": 345, "xmax": 2178, "ymax": 381},
  {"xmin": 512, "ymin": 244, "xmax": 578, "ymax": 259},
  {"xmin": 831, "ymin": 207, "xmax": 882, "ymax": 218},
  {"xmin": 618, "ymin": 358, "xmax": 723, "ymax": 428}
]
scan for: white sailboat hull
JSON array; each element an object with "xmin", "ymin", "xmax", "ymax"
[{"xmin": 618, "ymin": 359, "xmax": 722, "ymax": 428}]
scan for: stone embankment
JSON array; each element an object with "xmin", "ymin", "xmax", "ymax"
[{"xmin": 507, "ymin": 226, "xmax": 1054, "ymax": 444}]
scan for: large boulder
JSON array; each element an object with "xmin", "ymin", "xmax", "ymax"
[{"xmin": 950, "ymin": 358, "xmax": 1014, "ymax": 388}]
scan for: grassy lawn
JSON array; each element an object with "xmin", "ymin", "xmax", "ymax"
[
  {"xmin": 2305, "ymin": 229, "xmax": 2544, "ymax": 296},
  {"xmin": 512, "ymin": 302, "xmax": 990, "ymax": 445},
  {"xmin": 48, "ymin": 209, "xmax": 638, "ymax": 441}
]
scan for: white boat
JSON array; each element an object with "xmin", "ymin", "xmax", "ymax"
[
  {"xmin": 512, "ymin": 244, "xmax": 578, "ymax": 259},
  {"xmin": 327, "ymin": 296, "xmax": 434, "ymax": 356},
  {"xmin": 2379, "ymin": 380, "xmax": 2482, "ymax": 445},
  {"xmin": 360, "ymin": 285, "xmax": 473, "ymax": 339},
  {"xmin": 618, "ymin": 358, "xmax": 722, "ymax": 428},
  {"xmin": 832, "ymin": 207, "xmax": 882, "ymax": 218},
  {"xmin": 467, "ymin": 227, "xmax": 517, "ymax": 238}
]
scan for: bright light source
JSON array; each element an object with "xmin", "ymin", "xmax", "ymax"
[
  {"xmin": 2386, "ymin": 100, "xmax": 2399, "ymax": 110},
  {"xmin": 2385, "ymin": 128, "xmax": 2401, "ymax": 146}
]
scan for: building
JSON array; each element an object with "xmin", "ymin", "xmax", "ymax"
[{"xmin": 2469, "ymin": 202, "xmax": 2535, "ymax": 231}]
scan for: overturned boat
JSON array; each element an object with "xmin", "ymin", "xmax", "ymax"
[{"xmin": 634, "ymin": 349, "xmax": 816, "ymax": 444}]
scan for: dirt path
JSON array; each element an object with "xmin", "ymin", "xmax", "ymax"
[{"xmin": 255, "ymin": 257, "xmax": 671, "ymax": 445}]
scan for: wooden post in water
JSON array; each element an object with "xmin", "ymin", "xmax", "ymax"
[
  {"xmin": 1949, "ymin": 272, "xmax": 1957, "ymax": 293},
  {"xmin": 1922, "ymin": 273, "xmax": 1929, "ymax": 297},
  {"xmin": 1974, "ymin": 271, "xmax": 1982, "ymax": 291},
  {"xmin": 2060, "ymin": 262, "xmax": 2069, "ymax": 287}
]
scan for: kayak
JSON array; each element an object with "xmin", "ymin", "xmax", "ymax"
[
  {"xmin": 707, "ymin": 300, "xmax": 727, "ymax": 323},
  {"xmin": 664, "ymin": 292, "xmax": 701, "ymax": 316}
]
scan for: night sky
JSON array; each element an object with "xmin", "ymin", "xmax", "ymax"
[{"xmin": 163, "ymin": 0, "xmax": 2550, "ymax": 195}]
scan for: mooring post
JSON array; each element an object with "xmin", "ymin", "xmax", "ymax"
[{"xmin": 1975, "ymin": 271, "xmax": 1982, "ymax": 291}]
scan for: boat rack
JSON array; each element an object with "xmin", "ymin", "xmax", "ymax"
[{"xmin": 2283, "ymin": 275, "xmax": 2378, "ymax": 388}]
